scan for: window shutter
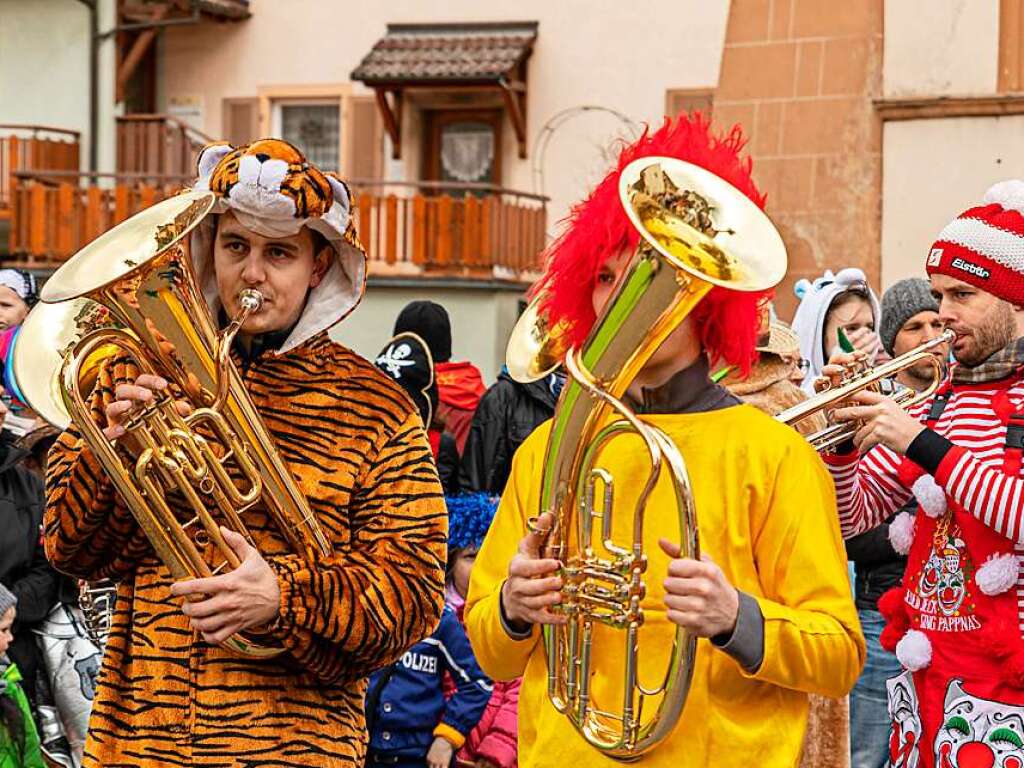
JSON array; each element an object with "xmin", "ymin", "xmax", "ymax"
[
  {"xmin": 665, "ymin": 89, "xmax": 714, "ymax": 120},
  {"xmin": 222, "ymin": 98, "xmax": 260, "ymax": 146},
  {"xmin": 345, "ymin": 96, "xmax": 383, "ymax": 180},
  {"xmin": 1000, "ymin": 0, "xmax": 1024, "ymax": 92}
]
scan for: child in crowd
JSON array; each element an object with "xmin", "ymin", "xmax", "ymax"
[
  {"xmin": 363, "ymin": 499, "xmax": 491, "ymax": 768},
  {"xmin": 375, "ymin": 331, "xmax": 461, "ymax": 494},
  {"xmin": 0, "ymin": 583, "xmax": 45, "ymax": 767},
  {"xmin": 445, "ymin": 494, "xmax": 520, "ymax": 768},
  {"xmin": 790, "ymin": 267, "xmax": 882, "ymax": 393}
]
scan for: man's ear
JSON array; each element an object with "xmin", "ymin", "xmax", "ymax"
[{"xmin": 309, "ymin": 243, "xmax": 331, "ymax": 288}]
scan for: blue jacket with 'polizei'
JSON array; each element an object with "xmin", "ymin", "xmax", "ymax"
[{"xmin": 366, "ymin": 605, "xmax": 492, "ymax": 757}]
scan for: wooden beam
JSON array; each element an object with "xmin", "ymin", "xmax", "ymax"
[
  {"xmin": 874, "ymin": 93, "xmax": 1024, "ymax": 121},
  {"xmin": 374, "ymin": 88, "xmax": 403, "ymax": 159},
  {"xmin": 116, "ymin": 5, "xmax": 169, "ymax": 102},
  {"xmin": 500, "ymin": 79, "xmax": 527, "ymax": 159}
]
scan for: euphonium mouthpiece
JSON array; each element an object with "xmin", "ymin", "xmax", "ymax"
[{"xmin": 239, "ymin": 289, "xmax": 264, "ymax": 314}]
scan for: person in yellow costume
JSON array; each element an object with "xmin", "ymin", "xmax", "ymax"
[{"xmin": 464, "ymin": 115, "xmax": 865, "ymax": 767}]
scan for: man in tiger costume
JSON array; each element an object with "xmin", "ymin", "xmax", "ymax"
[{"xmin": 44, "ymin": 139, "xmax": 448, "ymax": 767}]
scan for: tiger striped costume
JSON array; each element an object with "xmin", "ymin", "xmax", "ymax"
[{"xmin": 43, "ymin": 140, "xmax": 448, "ymax": 767}]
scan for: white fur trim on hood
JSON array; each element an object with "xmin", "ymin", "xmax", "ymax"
[
  {"xmin": 911, "ymin": 474, "xmax": 947, "ymax": 518},
  {"xmin": 190, "ymin": 144, "xmax": 366, "ymax": 355},
  {"xmin": 976, "ymin": 552, "xmax": 1019, "ymax": 596},
  {"xmin": 888, "ymin": 511, "xmax": 916, "ymax": 556},
  {"xmin": 895, "ymin": 629, "xmax": 932, "ymax": 671},
  {"xmin": 790, "ymin": 268, "xmax": 881, "ymax": 393}
]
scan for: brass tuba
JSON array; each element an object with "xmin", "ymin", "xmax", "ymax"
[
  {"xmin": 15, "ymin": 190, "xmax": 331, "ymax": 658},
  {"xmin": 505, "ymin": 157, "xmax": 787, "ymax": 758},
  {"xmin": 776, "ymin": 329, "xmax": 954, "ymax": 452}
]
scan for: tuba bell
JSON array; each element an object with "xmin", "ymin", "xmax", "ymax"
[
  {"xmin": 505, "ymin": 157, "xmax": 787, "ymax": 758},
  {"xmin": 15, "ymin": 190, "xmax": 332, "ymax": 658}
]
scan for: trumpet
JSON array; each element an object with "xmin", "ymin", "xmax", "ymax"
[{"xmin": 777, "ymin": 329, "xmax": 955, "ymax": 451}]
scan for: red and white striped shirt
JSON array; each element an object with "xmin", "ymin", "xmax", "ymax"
[{"xmin": 825, "ymin": 376, "xmax": 1024, "ymax": 543}]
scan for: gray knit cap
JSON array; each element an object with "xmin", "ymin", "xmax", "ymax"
[
  {"xmin": 879, "ymin": 278, "xmax": 940, "ymax": 356},
  {"xmin": 0, "ymin": 583, "xmax": 16, "ymax": 617}
]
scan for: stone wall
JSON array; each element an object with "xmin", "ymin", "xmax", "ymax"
[{"xmin": 714, "ymin": 0, "xmax": 884, "ymax": 319}]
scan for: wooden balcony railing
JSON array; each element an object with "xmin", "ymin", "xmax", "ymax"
[
  {"xmin": 350, "ymin": 180, "xmax": 547, "ymax": 276},
  {"xmin": 0, "ymin": 125, "xmax": 80, "ymax": 219},
  {"xmin": 7, "ymin": 172, "xmax": 548, "ymax": 279},
  {"xmin": 8, "ymin": 171, "xmax": 187, "ymax": 262},
  {"xmin": 116, "ymin": 114, "xmax": 214, "ymax": 177}
]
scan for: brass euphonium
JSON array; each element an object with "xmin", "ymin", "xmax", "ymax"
[
  {"xmin": 15, "ymin": 190, "xmax": 331, "ymax": 658},
  {"xmin": 776, "ymin": 329, "xmax": 954, "ymax": 452},
  {"xmin": 505, "ymin": 157, "xmax": 787, "ymax": 758}
]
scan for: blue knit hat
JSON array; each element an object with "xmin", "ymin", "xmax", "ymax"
[{"xmin": 446, "ymin": 493, "xmax": 499, "ymax": 551}]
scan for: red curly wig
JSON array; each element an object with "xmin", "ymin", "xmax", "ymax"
[{"xmin": 533, "ymin": 113, "xmax": 773, "ymax": 376}]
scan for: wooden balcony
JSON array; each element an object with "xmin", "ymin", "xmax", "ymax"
[
  {"xmin": 117, "ymin": 114, "xmax": 212, "ymax": 177},
  {"xmin": 6, "ymin": 172, "xmax": 548, "ymax": 280},
  {"xmin": 0, "ymin": 125, "xmax": 80, "ymax": 220},
  {"xmin": 353, "ymin": 181, "xmax": 547, "ymax": 277}
]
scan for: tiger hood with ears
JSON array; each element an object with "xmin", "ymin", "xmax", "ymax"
[{"xmin": 190, "ymin": 139, "xmax": 367, "ymax": 354}]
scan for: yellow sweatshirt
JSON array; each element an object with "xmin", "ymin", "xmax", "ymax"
[{"xmin": 465, "ymin": 404, "xmax": 864, "ymax": 767}]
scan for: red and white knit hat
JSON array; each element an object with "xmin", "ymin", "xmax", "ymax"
[{"xmin": 926, "ymin": 180, "xmax": 1024, "ymax": 304}]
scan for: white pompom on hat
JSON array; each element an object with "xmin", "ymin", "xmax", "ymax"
[{"xmin": 983, "ymin": 179, "xmax": 1024, "ymax": 212}]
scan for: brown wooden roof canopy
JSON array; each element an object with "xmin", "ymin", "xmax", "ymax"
[{"xmin": 351, "ymin": 22, "xmax": 538, "ymax": 159}]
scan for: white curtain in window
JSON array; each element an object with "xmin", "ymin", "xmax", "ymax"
[{"xmin": 440, "ymin": 124, "xmax": 494, "ymax": 183}]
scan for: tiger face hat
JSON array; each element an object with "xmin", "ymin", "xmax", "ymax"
[{"xmin": 191, "ymin": 139, "xmax": 367, "ymax": 353}]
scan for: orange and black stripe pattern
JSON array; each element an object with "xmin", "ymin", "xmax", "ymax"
[
  {"xmin": 208, "ymin": 139, "xmax": 335, "ymax": 219},
  {"xmin": 44, "ymin": 333, "xmax": 448, "ymax": 767}
]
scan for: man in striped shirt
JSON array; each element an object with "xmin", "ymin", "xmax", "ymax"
[{"xmin": 823, "ymin": 180, "xmax": 1024, "ymax": 768}]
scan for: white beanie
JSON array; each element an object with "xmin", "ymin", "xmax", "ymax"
[{"xmin": 0, "ymin": 269, "xmax": 37, "ymax": 306}]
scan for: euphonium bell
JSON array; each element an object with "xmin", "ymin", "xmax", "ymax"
[
  {"xmin": 505, "ymin": 157, "xmax": 787, "ymax": 758},
  {"xmin": 15, "ymin": 190, "xmax": 331, "ymax": 658}
]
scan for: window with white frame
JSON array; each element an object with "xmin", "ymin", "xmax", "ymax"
[{"xmin": 271, "ymin": 100, "xmax": 341, "ymax": 171}]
